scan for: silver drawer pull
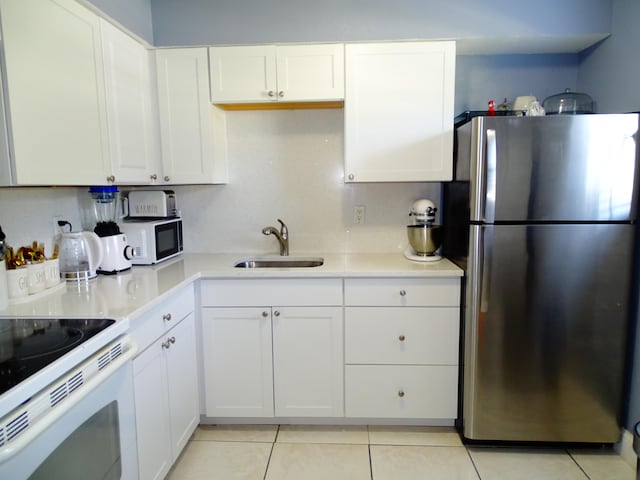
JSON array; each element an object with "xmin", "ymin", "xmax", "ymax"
[
  {"xmin": 398, "ymin": 335, "xmax": 406, "ymax": 342},
  {"xmin": 162, "ymin": 339, "xmax": 171, "ymax": 349},
  {"xmin": 398, "ymin": 390, "xmax": 405, "ymax": 398},
  {"xmin": 399, "ymin": 290, "xmax": 406, "ymax": 297},
  {"xmin": 163, "ymin": 313, "xmax": 172, "ymax": 322}
]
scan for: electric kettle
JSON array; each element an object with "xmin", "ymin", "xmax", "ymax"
[{"xmin": 56, "ymin": 224, "xmax": 104, "ymax": 282}]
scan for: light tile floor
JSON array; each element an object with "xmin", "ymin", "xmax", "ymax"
[{"xmin": 168, "ymin": 425, "xmax": 636, "ymax": 480}]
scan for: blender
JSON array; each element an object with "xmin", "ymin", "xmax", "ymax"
[
  {"xmin": 87, "ymin": 186, "xmax": 133, "ymax": 274},
  {"xmin": 404, "ymin": 199, "xmax": 443, "ymax": 262}
]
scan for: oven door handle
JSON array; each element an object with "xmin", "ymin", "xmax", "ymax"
[{"xmin": 0, "ymin": 341, "xmax": 137, "ymax": 465}]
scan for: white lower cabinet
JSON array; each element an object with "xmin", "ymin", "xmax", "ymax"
[
  {"xmin": 201, "ymin": 307, "xmax": 274, "ymax": 417},
  {"xmin": 200, "ymin": 279, "xmax": 343, "ymax": 418},
  {"xmin": 131, "ymin": 286, "xmax": 198, "ymax": 480},
  {"xmin": 344, "ymin": 278, "xmax": 460, "ymax": 419}
]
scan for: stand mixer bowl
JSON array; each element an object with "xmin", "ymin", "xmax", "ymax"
[{"xmin": 407, "ymin": 224, "xmax": 442, "ymax": 256}]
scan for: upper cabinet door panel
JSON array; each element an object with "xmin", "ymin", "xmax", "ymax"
[
  {"xmin": 209, "ymin": 45, "xmax": 278, "ymax": 103},
  {"xmin": 275, "ymin": 44, "xmax": 344, "ymax": 101},
  {"xmin": 344, "ymin": 41, "xmax": 456, "ymax": 183},
  {"xmin": 209, "ymin": 44, "xmax": 344, "ymax": 104},
  {"xmin": 101, "ymin": 19, "xmax": 159, "ymax": 184},
  {"xmin": 0, "ymin": 0, "xmax": 110, "ymax": 185},
  {"xmin": 156, "ymin": 48, "xmax": 228, "ymax": 184}
]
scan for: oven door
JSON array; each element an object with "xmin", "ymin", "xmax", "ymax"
[{"xmin": 0, "ymin": 342, "xmax": 138, "ymax": 480}]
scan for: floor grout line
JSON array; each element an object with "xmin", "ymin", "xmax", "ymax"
[
  {"xmin": 262, "ymin": 425, "xmax": 280, "ymax": 480},
  {"xmin": 464, "ymin": 446, "xmax": 483, "ymax": 480}
]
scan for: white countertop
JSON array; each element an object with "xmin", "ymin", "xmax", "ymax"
[{"xmin": 0, "ymin": 253, "xmax": 463, "ymax": 320}]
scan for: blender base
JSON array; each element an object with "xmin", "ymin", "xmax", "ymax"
[{"xmin": 403, "ymin": 246, "xmax": 442, "ymax": 262}]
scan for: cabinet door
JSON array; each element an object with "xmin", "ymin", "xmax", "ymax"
[
  {"xmin": 0, "ymin": 0, "xmax": 110, "ymax": 185},
  {"xmin": 272, "ymin": 306, "xmax": 343, "ymax": 417},
  {"xmin": 166, "ymin": 313, "xmax": 199, "ymax": 459},
  {"xmin": 344, "ymin": 41, "xmax": 455, "ymax": 182},
  {"xmin": 209, "ymin": 45, "xmax": 277, "ymax": 103},
  {"xmin": 101, "ymin": 20, "xmax": 160, "ymax": 184},
  {"xmin": 201, "ymin": 307, "xmax": 274, "ymax": 417},
  {"xmin": 156, "ymin": 48, "xmax": 228, "ymax": 184},
  {"xmin": 276, "ymin": 44, "xmax": 344, "ymax": 101},
  {"xmin": 133, "ymin": 340, "xmax": 172, "ymax": 480}
]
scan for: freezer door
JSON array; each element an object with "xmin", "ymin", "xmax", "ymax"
[
  {"xmin": 462, "ymin": 114, "xmax": 640, "ymax": 222},
  {"xmin": 463, "ymin": 223, "xmax": 633, "ymax": 442}
]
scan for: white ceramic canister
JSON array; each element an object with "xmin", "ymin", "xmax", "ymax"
[
  {"xmin": 44, "ymin": 258, "xmax": 60, "ymax": 288},
  {"xmin": 27, "ymin": 262, "xmax": 46, "ymax": 294},
  {"xmin": 7, "ymin": 267, "xmax": 28, "ymax": 299}
]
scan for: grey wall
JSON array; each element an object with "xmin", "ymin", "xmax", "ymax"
[
  {"xmin": 455, "ymin": 54, "xmax": 579, "ymax": 113},
  {"xmin": 148, "ymin": 0, "xmax": 611, "ymax": 50},
  {"xmin": 85, "ymin": 0, "xmax": 154, "ymax": 43},
  {"xmin": 577, "ymin": 0, "xmax": 640, "ymax": 113}
]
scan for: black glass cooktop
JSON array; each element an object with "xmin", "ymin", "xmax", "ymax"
[{"xmin": 0, "ymin": 318, "xmax": 115, "ymax": 396}]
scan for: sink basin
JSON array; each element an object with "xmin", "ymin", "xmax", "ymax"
[{"xmin": 234, "ymin": 256, "xmax": 324, "ymax": 268}]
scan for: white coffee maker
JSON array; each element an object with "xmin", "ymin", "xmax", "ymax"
[{"xmin": 87, "ymin": 186, "xmax": 133, "ymax": 274}]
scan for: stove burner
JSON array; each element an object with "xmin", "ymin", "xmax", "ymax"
[{"xmin": 0, "ymin": 318, "xmax": 115, "ymax": 396}]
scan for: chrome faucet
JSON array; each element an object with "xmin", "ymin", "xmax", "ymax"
[{"xmin": 262, "ymin": 219, "xmax": 289, "ymax": 256}]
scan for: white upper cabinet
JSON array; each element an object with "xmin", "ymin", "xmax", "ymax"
[
  {"xmin": 100, "ymin": 20, "xmax": 160, "ymax": 185},
  {"xmin": 209, "ymin": 44, "xmax": 344, "ymax": 103},
  {"xmin": 156, "ymin": 48, "xmax": 228, "ymax": 184},
  {"xmin": 344, "ymin": 41, "xmax": 456, "ymax": 182},
  {"xmin": 0, "ymin": 0, "xmax": 110, "ymax": 185}
]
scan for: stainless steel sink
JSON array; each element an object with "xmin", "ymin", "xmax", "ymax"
[{"xmin": 234, "ymin": 256, "xmax": 324, "ymax": 268}]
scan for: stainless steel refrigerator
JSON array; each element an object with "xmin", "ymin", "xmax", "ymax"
[{"xmin": 443, "ymin": 113, "xmax": 640, "ymax": 443}]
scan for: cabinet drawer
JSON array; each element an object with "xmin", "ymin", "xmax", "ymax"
[
  {"xmin": 130, "ymin": 285, "xmax": 195, "ymax": 352},
  {"xmin": 344, "ymin": 278, "xmax": 459, "ymax": 307},
  {"xmin": 345, "ymin": 365, "xmax": 458, "ymax": 419},
  {"xmin": 345, "ymin": 307, "xmax": 459, "ymax": 365},
  {"xmin": 200, "ymin": 278, "xmax": 342, "ymax": 306}
]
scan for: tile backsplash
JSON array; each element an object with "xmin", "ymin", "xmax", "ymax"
[
  {"xmin": 0, "ymin": 108, "xmax": 441, "ymax": 255},
  {"xmin": 174, "ymin": 108, "xmax": 441, "ymax": 255}
]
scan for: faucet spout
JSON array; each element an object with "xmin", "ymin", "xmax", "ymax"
[{"xmin": 262, "ymin": 219, "xmax": 289, "ymax": 256}]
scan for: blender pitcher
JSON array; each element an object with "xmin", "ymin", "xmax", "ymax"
[{"xmin": 88, "ymin": 186, "xmax": 126, "ymax": 236}]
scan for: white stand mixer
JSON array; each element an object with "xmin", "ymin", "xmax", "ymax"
[{"xmin": 404, "ymin": 199, "xmax": 443, "ymax": 262}]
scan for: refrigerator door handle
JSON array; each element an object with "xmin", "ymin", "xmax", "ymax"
[{"xmin": 485, "ymin": 129, "xmax": 497, "ymax": 223}]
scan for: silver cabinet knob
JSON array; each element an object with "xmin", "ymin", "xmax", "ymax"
[
  {"xmin": 268, "ymin": 90, "xmax": 275, "ymax": 97},
  {"xmin": 348, "ymin": 174, "xmax": 355, "ymax": 181},
  {"xmin": 162, "ymin": 339, "xmax": 171, "ymax": 349},
  {"xmin": 164, "ymin": 175, "xmax": 170, "ymax": 182},
  {"xmin": 150, "ymin": 173, "xmax": 158, "ymax": 181},
  {"xmin": 274, "ymin": 310, "xmax": 280, "ymax": 317},
  {"xmin": 262, "ymin": 311, "xmax": 269, "ymax": 318},
  {"xmin": 107, "ymin": 175, "xmax": 115, "ymax": 182},
  {"xmin": 398, "ymin": 335, "xmax": 406, "ymax": 342},
  {"xmin": 169, "ymin": 336, "xmax": 176, "ymax": 344},
  {"xmin": 163, "ymin": 313, "xmax": 172, "ymax": 322},
  {"xmin": 399, "ymin": 290, "xmax": 406, "ymax": 297},
  {"xmin": 398, "ymin": 390, "xmax": 405, "ymax": 398},
  {"xmin": 278, "ymin": 91, "xmax": 284, "ymax": 98}
]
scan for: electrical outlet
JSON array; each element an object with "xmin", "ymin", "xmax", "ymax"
[
  {"xmin": 353, "ymin": 205, "xmax": 366, "ymax": 225},
  {"xmin": 52, "ymin": 215, "xmax": 63, "ymax": 236}
]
